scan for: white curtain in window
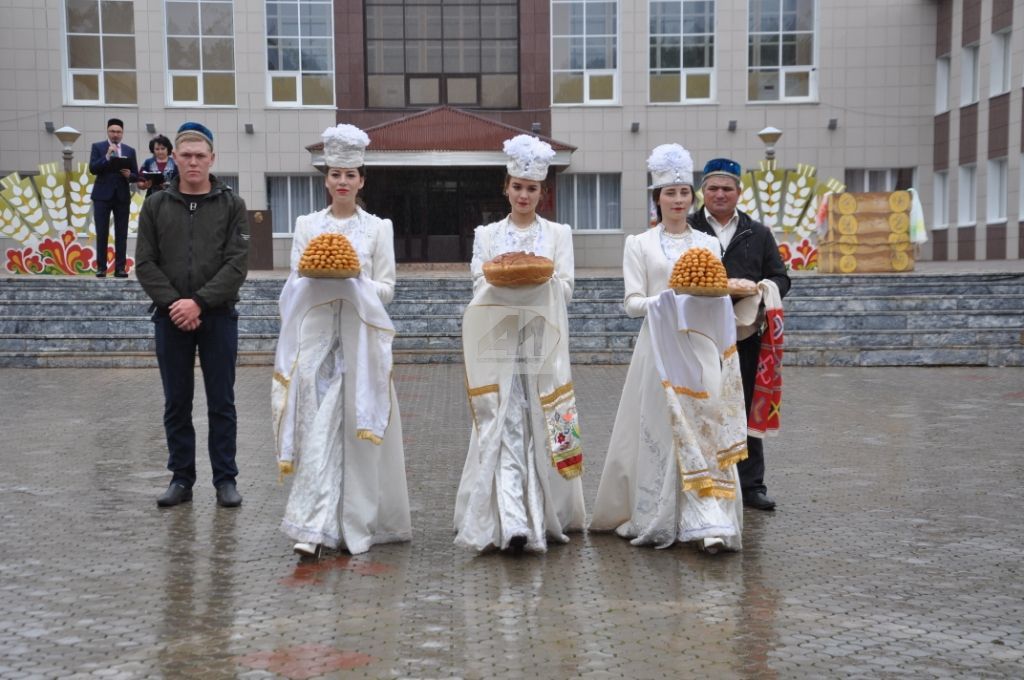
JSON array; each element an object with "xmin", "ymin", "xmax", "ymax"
[
  {"xmin": 268, "ymin": 177, "xmax": 292, "ymax": 233},
  {"xmin": 599, "ymin": 173, "xmax": 620, "ymax": 229},
  {"xmin": 556, "ymin": 174, "xmax": 575, "ymax": 225},
  {"xmin": 576, "ymin": 174, "xmax": 598, "ymax": 229}
]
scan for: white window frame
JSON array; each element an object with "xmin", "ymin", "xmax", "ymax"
[
  {"xmin": 987, "ymin": 158, "xmax": 1007, "ymax": 223},
  {"xmin": 933, "ymin": 170, "xmax": 948, "ymax": 229},
  {"xmin": 935, "ymin": 56, "xmax": 950, "ymax": 113},
  {"xmin": 957, "ymin": 164, "xmax": 976, "ymax": 226},
  {"xmin": 747, "ymin": 0, "xmax": 818, "ymax": 103},
  {"xmin": 648, "ymin": 0, "xmax": 716, "ymax": 105},
  {"xmin": 164, "ymin": 0, "xmax": 237, "ymax": 107},
  {"xmin": 62, "ymin": 0, "xmax": 137, "ymax": 105},
  {"xmin": 268, "ymin": 175, "xmax": 323, "ymax": 235},
  {"xmin": 844, "ymin": 168, "xmax": 914, "ymax": 193},
  {"xmin": 265, "ymin": 0, "xmax": 335, "ymax": 108},
  {"xmin": 551, "ymin": 0, "xmax": 620, "ymax": 106},
  {"xmin": 556, "ymin": 173, "xmax": 622, "ymax": 231},
  {"xmin": 960, "ymin": 43, "xmax": 979, "ymax": 106},
  {"xmin": 990, "ymin": 30, "xmax": 1011, "ymax": 97}
]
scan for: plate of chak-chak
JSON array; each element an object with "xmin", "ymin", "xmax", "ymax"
[
  {"xmin": 297, "ymin": 232, "xmax": 361, "ymax": 278},
  {"xmin": 668, "ymin": 247, "xmax": 729, "ymax": 297},
  {"xmin": 483, "ymin": 251, "xmax": 555, "ymax": 287}
]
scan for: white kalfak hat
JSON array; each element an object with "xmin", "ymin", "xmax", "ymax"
[
  {"xmin": 503, "ymin": 134, "xmax": 555, "ymax": 181},
  {"xmin": 322, "ymin": 124, "xmax": 370, "ymax": 168},
  {"xmin": 647, "ymin": 143, "xmax": 694, "ymax": 189}
]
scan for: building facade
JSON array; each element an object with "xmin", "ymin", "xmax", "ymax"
[{"xmin": 0, "ymin": 0, "xmax": 1020, "ymax": 268}]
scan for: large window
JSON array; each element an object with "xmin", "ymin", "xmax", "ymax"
[
  {"xmin": 365, "ymin": 0, "xmax": 519, "ymax": 109},
  {"xmin": 165, "ymin": 0, "xmax": 236, "ymax": 106},
  {"xmin": 649, "ymin": 0, "xmax": 714, "ymax": 103},
  {"xmin": 747, "ymin": 0, "xmax": 816, "ymax": 102},
  {"xmin": 987, "ymin": 159, "xmax": 1007, "ymax": 222},
  {"xmin": 556, "ymin": 173, "xmax": 621, "ymax": 230},
  {"xmin": 266, "ymin": 0, "xmax": 334, "ymax": 106},
  {"xmin": 933, "ymin": 171, "xmax": 948, "ymax": 229},
  {"xmin": 957, "ymin": 165, "xmax": 976, "ymax": 226},
  {"xmin": 843, "ymin": 168, "xmax": 914, "ymax": 193},
  {"xmin": 960, "ymin": 44, "xmax": 979, "ymax": 106},
  {"xmin": 64, "ymin": 0, "xmax": 137, "ymax": 104},
  {"xmin": 990, "ymin": 31, "xmax": 1011, "ymax": 97},
  {"xmin": 551, "ymin": 0, "xmax": 618, "ymax": 105},
  {"xmin": 935, "ymin": 56, "xmax": 950, "ymax": 113},
  {"xmin": 268, "ymin": 175, "xmax": 324, "ymax": 233}
]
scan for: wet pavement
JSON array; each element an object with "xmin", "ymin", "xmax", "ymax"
[{"xmin": 1, "ymin": 364, "xmax": 1022, "ymax": 679}]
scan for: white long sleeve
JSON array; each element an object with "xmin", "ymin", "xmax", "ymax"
[
  {"xmin": 623, "ymin": 234, "xmax": 655, "ymax": 318},
  {"xmin": 369, "ymin": 218, "xmax": 396, "ymax": 305}
]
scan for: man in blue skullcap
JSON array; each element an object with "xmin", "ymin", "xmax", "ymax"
[
  {"xmin": 689, "ymin": 158, "xmax": 790, "ymax": 511},
  {"xmin": 135, "ymin": 122, "xmax": 249, "ymax": 510}
]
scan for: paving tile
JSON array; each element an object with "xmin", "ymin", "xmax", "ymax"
[{"xmin": 0, "ymin": 365, "xmax": 1022, "ymax": 678}]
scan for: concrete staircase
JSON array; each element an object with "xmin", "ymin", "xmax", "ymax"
[{"xmin": 1, "ymin": 272, "xmax": 1022, "ymax": 367}]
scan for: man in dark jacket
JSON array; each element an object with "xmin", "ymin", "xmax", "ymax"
[
  {"xmin": 89, "ymin": 118, "xmax": 139, "ymax": 277},
  {"xmin": 689, "ymin": 158, "xmax": 790, "ymax": 511},
  {"xmin": 135, "ymin": 122, "xmax": 249, "ymax": 509}
]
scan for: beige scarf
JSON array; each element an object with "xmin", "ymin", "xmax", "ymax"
[
  {"xmin": 646, "ymin": 291, "xmax": 748, "ymax": 498},
  {"xmin": 462, "ymin": 279, "xmax": 583, "ymax": 481},
  {"xmin": 271, "ymin": 273, "xmax": 395, "ymax": 474}
]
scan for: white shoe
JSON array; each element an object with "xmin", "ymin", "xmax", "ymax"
[
  {"xmin": 700, "ymin": 537, "xmax": 725, "ymax": 555},
  {"xmin": 293, "ymin": 542, "xmax": 322, "ymax": 559}
]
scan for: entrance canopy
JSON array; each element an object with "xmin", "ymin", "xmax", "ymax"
[{"xmin": 307, "ymin": 106, "xmax": 575, "ymax": 168}]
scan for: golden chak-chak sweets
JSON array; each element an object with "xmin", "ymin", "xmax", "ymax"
[
  {"xmin": 483, "ymin": 251, "xmax": 555, "ymax": 287},
  {"xmin": 298, "ymin": 232, "xmax": 361, "ymax": 278},
  {"xmin": 668, "ymin": 247, "xmax": 729, "ymax": 296}
]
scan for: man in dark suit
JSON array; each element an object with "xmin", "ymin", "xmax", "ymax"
[
  {"xmin": 89, "ymin": 117, "xmax": 139, "ymax": 277},
  {"xmin": 689, "ymin": 158, "xmax": 791, "ymax": 511}
]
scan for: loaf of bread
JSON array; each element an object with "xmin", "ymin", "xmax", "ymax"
[
  {"xmin": 727, "ymin": 277, "xmax": 759, "ymax": 297},
  {"xmin": 298, "ymin": 232, "xmax": 361, "ymax": 278},
  {"xmin": 668, "ymin": 247, "xmax": 729, "ymax": 296},
  {"xmin": 483, "ymin": 251, "xmax": 555, "ymax": 287}
]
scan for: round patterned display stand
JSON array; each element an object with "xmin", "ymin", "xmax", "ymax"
[
  {"xmin": 672, "ymin": 286, "xmax": 729, "ymax": 297},
  {"xmin": 298, "ymin": 268, "xmax": 360, "ymax": 279}
]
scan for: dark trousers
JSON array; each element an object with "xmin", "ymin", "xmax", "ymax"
[
  {"xmin": 736, "ymin": 333, "xmax": 766, "ymax": 495},
  {"xmin": 93, "ymin": 197, "xmax": 130, "ymax": 272},
  {"xmin": 153, "ymin": 309, "xmax": 239, "ymax": 489}
]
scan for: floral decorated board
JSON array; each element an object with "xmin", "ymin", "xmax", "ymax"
[
  {"xmin": 1, "ymin": 162, "xmax": 142, "ymax": 275},
  {"xmin": 694, "ymin": 160, "xmax": 846, "ymax": 272}
]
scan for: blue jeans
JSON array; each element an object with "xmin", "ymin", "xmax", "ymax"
[{"xmin": 153, "ymin": 308, "xmax": 239, "ymax": 489}]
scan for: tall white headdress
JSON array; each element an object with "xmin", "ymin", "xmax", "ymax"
[
  {"xmin": 503, "ymin": 134, "xmax": 556, "ymax": 181},
  {"xmin": 321, "ymin": 124, "xmax": 370, "ymax": 168},
  {"xmin": 647, "ymin": 143, "xmax": 694, "ymax": 189}
]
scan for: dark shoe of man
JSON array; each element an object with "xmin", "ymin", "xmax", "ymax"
[
  {"xmin": 114, "ymin": 270, "xmax": 128, "ymax": 278},
  {"xmin": 743, "ymin": 490, "xmax": 776, "ymax": 511},
  {"xmin": 157, "ymin": 482, "xmax": 192, "ymax": 508},
  {"xmin": 216, "ymin": 482, "xmax": 242, "ymax": 508},
  {"xmin": 95, "ymin": 270, "xmax": 106, "ymax": 278}
]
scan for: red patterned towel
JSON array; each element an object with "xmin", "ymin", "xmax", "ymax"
[{"xmin": 748, "ymin": 281, "xmax": 783, "ymax": 438}]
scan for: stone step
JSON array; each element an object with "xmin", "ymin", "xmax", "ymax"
[
  {"xmin": 3, "ymin": 306, "xmax": 1020, "ymax": 338},
  {"xmin": 2, "ymin": 272, "xmax": 1023, "ymax": 367},
  {"xmin": 4, "ymin": 273, "xmax": 1023, "ymax": 299},
  {"xmin": 5, "ymin": 293, "xmax": 1024, "ymax": 318}
]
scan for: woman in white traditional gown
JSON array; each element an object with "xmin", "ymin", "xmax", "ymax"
[
  {"xmin": 454, "ymin": 135, "xmax": 586, "ymax": 553},
  {"xmin": 271, "ymin": 124, "xmax": 411, "ymax": 558},
  {"xmin": 590, "ymin": 144, "xmax": 746, "ymax": 554}
]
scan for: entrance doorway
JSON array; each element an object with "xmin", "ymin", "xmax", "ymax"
[{"xmin": 362, "ymin": 167, "xmax": 508, "ymax": 262}]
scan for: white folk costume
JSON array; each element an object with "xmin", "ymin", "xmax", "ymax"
[
  {"xmin": 271, "ymin": 124, "xmax": 411, "ymax": 555},
  {"xmin": 454, "ymin": 135, "xmax": 586, "ymax": 553},
  {"xmin": 591, "ymin": 144, "xmax": 747, "ymax": 550}
]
